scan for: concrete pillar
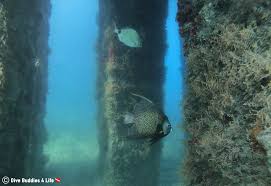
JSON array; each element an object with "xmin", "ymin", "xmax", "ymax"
[
  {"xmin": 0, "ymin": 0, "xmax": 50, "ymax": 179},
  {"xmin": 97, "ymin": 0, "xmax": 168, "ymax": 185},
  {"xmin": 177, "ymin": 0, "xmax": 271, "ymax": 185}
]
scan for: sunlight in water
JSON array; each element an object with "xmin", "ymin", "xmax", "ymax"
[{"xmin": 44, "ymin": 1, "xmax": 98, "ymax": 185}]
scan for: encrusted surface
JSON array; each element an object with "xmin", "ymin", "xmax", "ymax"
[
  {"xmin": 97, "ymin": 0, "xmax": 167, "ymax": 185},
  {"xmin": 177, "ymin": 0, "xmax": 271, "ymax": 185},
  {"xmin": 0, "ymin": 0, "xmax": 50, "ymax": 178}
]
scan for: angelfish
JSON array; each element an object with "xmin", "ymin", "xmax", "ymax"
[{"xmin": 121, "ymin": 93, "xmax": 172, "ymax": 144}]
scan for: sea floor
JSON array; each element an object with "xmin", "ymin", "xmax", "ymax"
[{"xmin": 43, "ymin": 129, "xmax": 181, "ymax": 186}]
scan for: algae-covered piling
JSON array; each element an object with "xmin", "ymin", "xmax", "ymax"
[
  {"xmin": 177, "ymin": 0, "xmax": 271, "ymax": 185},
  {"xmin": 0, "ymin": 0, "xmax": 50, "ymax": 179},
  {"xmin": 97, "ymin": 0, "xmax": 168, "ymax": 185}
]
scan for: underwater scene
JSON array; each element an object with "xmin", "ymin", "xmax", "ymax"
[{"xmin": 0, "ymin": 0, "xmax": 271, "ymax": 186}]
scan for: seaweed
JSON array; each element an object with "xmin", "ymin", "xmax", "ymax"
[
  {"xmin": 0, "ymin": 0, "xmax": 50, "ymax": 179},
  {"xmin": 178, "ymin": 0, "xmax": 271, "ymax": 185},
  {"xmin": 96, "ymin": 1, "xmax": 167, "ymax": 185}
]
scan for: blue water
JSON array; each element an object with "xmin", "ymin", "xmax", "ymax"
[
  {"xmin": 159, "ymin": 1, "xmax": 185, "ymax": 185},
  {"xmin": 163, "ymin": 0, "xmax": 185, "ymax": 159},
  {"xmin": 45, "ymin": 1, "xmax": 99, "ymax": 185},
  {"xmin": 46, "ymin": 0, "xmax": 98, "ymax": 134},
  {"xmin": 45, "ymin": 0, "xmax": 184, "ymax": 185}
]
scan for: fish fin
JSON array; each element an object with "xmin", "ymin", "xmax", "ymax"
[
  {"xmin": 130, "ymin": 93, "xmax": 154, "ymax": 104},
  {"xmin": 118, "ymin": 122, "xmax": 140, "ymax": 139},
  {"xmin": 118, "ymin": 124, "xmax": 132, "ymax": 138},
  {"xmin": 113, "ymin": 21, "xmax": 120, "ymax": 34},
  {"xmin": 123, "ymin": 112, "xmax": 135, "ymax": 124},
  {"xmin": 126, "ymin": 126, "xmax": 142, "ymax": 138},
  {"xmin": 133, "ymin": 100, "xmax": 155, "ymax": 115}
]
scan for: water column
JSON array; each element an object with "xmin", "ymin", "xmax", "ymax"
[
  {"xmin": 44, "ymin": 0, "xmax": 98, "ymax": 185},
  {"xmin": 0, "ymin": 0, "xmax": 50, "ymax": 179},
  {"xmin": 97, "ymin": 0, "xmax": 168, "ymax": 185},
  {"xmin": 160, "ymin": 0, "xmax": 185, "ymax": 185}
]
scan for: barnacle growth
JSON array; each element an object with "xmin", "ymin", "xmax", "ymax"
[
  {"xmin": 257, "ymin": 127, "xmax": 271, "ymax": 174},
  {"xmin": 96, "ymin": 1, "xmax": 167, "ymax": 185},
  {"xmin": 0, "ymin": 63, "xmax": 4, "ymax": 89},
  {"xmin": 178, "ymin": 0, "xmax": 271, "ymax": 185}
]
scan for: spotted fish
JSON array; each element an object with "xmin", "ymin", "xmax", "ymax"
[{"xmin": 121, "ymin": 93, "xmax": 172, "ymax": 144}]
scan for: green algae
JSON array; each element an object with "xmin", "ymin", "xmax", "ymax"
[
  {"xmin": 178, "ymin": 0, "xmax": 271, "ymax": 185},
  {"xmin": 0, "ymin": 0, "xmax": 50, "ymax": 178},
  {"xmin": 96, "ymin": 1, "xmax": 167, "ymax": 185}
]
